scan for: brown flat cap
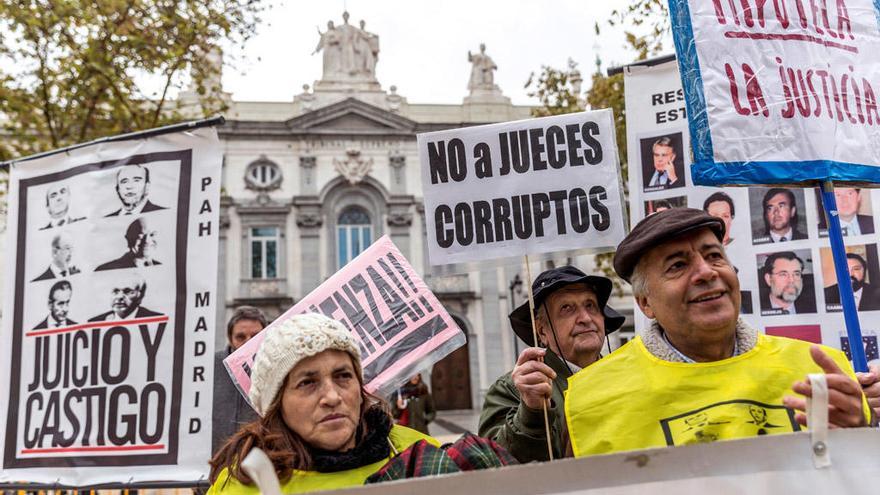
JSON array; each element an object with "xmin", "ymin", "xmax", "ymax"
[{"xmin": 613, "ymin": 208, "xmax": 725, "ymax": 283}]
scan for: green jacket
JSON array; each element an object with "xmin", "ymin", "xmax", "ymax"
[
  {"xmin": 477, "ymin": 349, "xmax": 571, "ymax": 463},
  {"xmin": 392, "ymin": 391, "xmax": 436, "ymax": 435}
]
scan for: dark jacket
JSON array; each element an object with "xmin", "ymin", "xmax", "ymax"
[
  {"xmin": 88, "ymin": 306, "xmax": 162, "ymax": 321},
  {"xmin": 478, "ymin": 349, "xmax": 571, "ymax": 463},
  {"xmin": 392, "ymin": 385, "xmax": 436, "ymax": 435},
  {"xmin": 212, "ymin": 347, "xmax": 259, "ymax": 454},
  {"xmin": 825, "ymin": 283, "xmax": 880, "ymax": 311},
  {"xmin": 32, "ymin": 264, "xmax": 81, "ymax": 282},
  {"xmin": 95, "ymin": 251, "xmax": 161, "ymax": 271},
  {"xmin": 33, "ymin": 316, "xmax": 77, "ymax": 330},
  {"xmin": 105, "ymin": 200, "xmax": 167, "ymax": 217}
]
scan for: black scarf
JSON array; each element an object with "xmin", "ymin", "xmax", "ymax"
[{"xmin": 309, "ymin": 405, "xmax": 392, "ymax": 473}]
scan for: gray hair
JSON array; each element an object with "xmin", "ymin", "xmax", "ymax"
[{"xmin": 630, "ymin": 257, "xmax": 649, "ymax": 298}]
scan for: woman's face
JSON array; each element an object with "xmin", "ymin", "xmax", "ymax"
[{"xmin": 282, "ymin": 350, "xmax": 363, "ymax": 451}]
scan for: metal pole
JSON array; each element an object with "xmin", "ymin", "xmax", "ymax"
[{"xmin": 819, "ymin": 180, "xmax": 869, "ymax": 372}]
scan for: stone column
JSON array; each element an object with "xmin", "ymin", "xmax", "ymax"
[{"xmin": 295, "ymin": 198, "xmax": 323, "ymax": 294}]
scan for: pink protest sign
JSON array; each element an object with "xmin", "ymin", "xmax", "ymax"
[{"xmin": 224, "ymin": 236, "xmax": 466, "ymax": 405}]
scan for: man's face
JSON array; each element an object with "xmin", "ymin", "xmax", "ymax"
[
  {"xmin": 848, "ymin": 258, "xmax": 866, "ymax": 291},
  {"xmin": 652, "ymin": 144, "xmax": 675, "ymax": 172},
  {"xmin": 46, "ymin": 184, "xmax": 70, "ymax": 219},
  {"xmin": 111, "ymin": 280, "xmax": 143, "ymax": 318},
  {"xmin": 49, "ymin": 288, "xmax": 72, "ymax": 322},
  {"xmin": 230, "ymin": 319, "xmax": 264, "ymax": 350},
  {"xmin": 764, "ymin": 258, "xmax": 804, "ymax": 305},
  {"xmin": 835, "ymin": 188, "xmax": 860, "ymax": 220},
  {"xmin": 117, "ymin": 167, "xmax": 148, "ymax": 208},
  {"xmin": 132, "ymin": 223, "xmax": 158, "ymax": 259},
  {"xmin": 706, "ymin": 200, "xmax": 733, "ymax": 244},
  {"xmin": 51, "ymin": 237, "xmax": 73, "ymax": 268},
  {"xmin": 764, "ymin": 192, "xmax": 795, "ymax": 234},
  {"xmin": 537, "ymin": 284, "xmax": 606, "ymax": 367},
  {"xmin": 636, "ymin": 228, "xmax": 740, "ymax": 343}
]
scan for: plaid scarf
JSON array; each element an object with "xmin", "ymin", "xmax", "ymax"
[{"xmin": 365, "ymin": 433, "xmax": 517, "ymax": 483}]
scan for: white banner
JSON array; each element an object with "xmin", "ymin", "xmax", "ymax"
[
  {"xmin": 669, "ymin": 0, "xmax": 880, "ymax": 185},
  {"xmin": 624, "ymin": 60, "xmax": 880, "ymax": 366},
  {"xmin": 0, "ymin": 127, "xmax": 221, "ymax": 485},
  {"xmin": 417, "ymin": 110, "xmax": 626, "ymax": 267}
]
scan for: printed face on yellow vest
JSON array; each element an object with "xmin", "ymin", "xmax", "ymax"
[
  {"xmin": 636, "ymin": 228, "xmax": 741, "ymax": 343},
  {"xmin": 537, "ymin": 284, "xmax": 605, "ymax": 367},
  {"xmin": 282, "ymin": 350, "xmax": 363, "ymax": 451},
  {"xmin": 660, "ymin": 400, "xmax": 799, "ymax": 446}
]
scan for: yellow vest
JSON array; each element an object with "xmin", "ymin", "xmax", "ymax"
[
  {"xmin": 208, "ymin": 425, "xmax": 438, "ymax": 494},
  {"xmin": 566, "ymin": 334, "xmax": 869, "ymax": 457}
]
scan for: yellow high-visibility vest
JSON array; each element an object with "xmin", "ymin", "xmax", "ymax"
[
  {"xmin": 566, "ymin": 334, "xmax": 869, "ymax": 457},
  {"xmin": 208, "ymin": 425, "xmax": 438, "ymax": 494}
]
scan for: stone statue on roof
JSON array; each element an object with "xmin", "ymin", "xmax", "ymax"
[{"xmin": 313, "ymin": 11, "xmax": 380, "ymax": 81}]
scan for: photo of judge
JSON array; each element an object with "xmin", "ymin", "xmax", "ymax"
[
  {"xmin": 816, "ymin": 187, "xmax": 875, "ymax": 237},
  {"xmin": 95, "ymin": 217, "xmax": 161, "ymax": 271},
  {"xmin": 32, "ymin": 232, "xmax": 81, "ymax": 281},
  {"xmin": 88, "ymin": 272, "xmax": 162, "ymax": 321},
  {"xmin": 751, "ymin": 187, "xmax": 807, "ymax": 244},
  {"xmin": 105, "ymin": 164, "xmax": 167, "ymax": 217},
  {"xmin": 641, "ymin": 134, "xmax": 685, "ymax": 192},
  {"xmin": 702, "ymin": 191, "xmax": 735, "ymax": 246},
  {"xmin": 39, "ymin": 182, "xmax": 85, "ymax": 230},
  {"xmin": 759, "ymin": 251, "xmax": 817, "ymax": 315},
  {"xmin": 33, "ymin": 280, "xmax": 77, "ymax": 330},
  {"xmin": 824, "ymin": 252, "xmax": 880, "ymax": 312}
]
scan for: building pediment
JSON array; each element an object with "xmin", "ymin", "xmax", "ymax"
[{"xmin": 285, "ymin": 98, "xmax": 417, "ymax": 135}]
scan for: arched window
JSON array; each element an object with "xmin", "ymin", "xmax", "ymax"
[{"xmin": 337, "ymin": 206, "xmax": 372, "ymax": 268}]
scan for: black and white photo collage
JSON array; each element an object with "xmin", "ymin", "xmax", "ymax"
[
  {"xmin": 633, "ymin": 128, "xmax": 880, "ymax": 366},
  {"xmin": 23, "ymin": 161, "xmax": 181, "ymax": 333}
]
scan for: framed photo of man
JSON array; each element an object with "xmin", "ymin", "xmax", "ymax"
[
  {"xmin": 757, "ymin": 248, "xmax": 818, "ymax": 316},
  {"xmin": 815, "ymin": 187, "xmax": 876, "ymax": 238},
  {"xmin": 749, "ymin": 187, "xmax": 809, "ymax": 245},
  {"xmin": 639, "ymin": 132, "xmax": 686, "ymax": 193},
  {"xmin": 819, "ymin": 244, "xmax": 880, "ymax": 312}
]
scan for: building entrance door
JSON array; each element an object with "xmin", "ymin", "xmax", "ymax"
[{"xmin": 431, "ymin": 324, "xmax": 471, "ymax": 410}]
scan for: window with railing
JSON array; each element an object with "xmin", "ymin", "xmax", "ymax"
[
  {"xmin": 250, "ymin": 226, "xmax": 279, "ymax": 279},
  {"xmin": 337, "ymin": 206, "xmax": 372, "ymax": 268}
]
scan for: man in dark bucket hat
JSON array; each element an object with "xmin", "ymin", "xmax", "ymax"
[
  {"xmin": 478, "ymin": 265, "xmax": 624, "ymax": 463},
  {"xmin": 565, "ymin": 208, "xmax": 876, "ymax": 459}
]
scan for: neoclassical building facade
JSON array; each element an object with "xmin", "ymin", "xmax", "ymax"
[{"xmin": 198, "ymin": 13, "xmax": 635, "ymax": 409}]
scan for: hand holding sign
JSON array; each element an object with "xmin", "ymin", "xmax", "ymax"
[{"xmin": 784, "ymin": 345, "xmax": 868, "ymax": 428}]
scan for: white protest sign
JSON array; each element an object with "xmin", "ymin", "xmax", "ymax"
[
  {"xmin": 0, "ymin": 127, "xmax": 221, "ymax": 484},
  {"xmin": 417, "ymin": 110, "xmax": 626, "ymax": 267},
  {"xmin": 669, "ymin": 0, "xmax": 880, "ymax": 185},
  {"xmin": 624, "ymin": 59, "xmax": 880, "ymax": 366},
  {"xmin": 225, "ymin": 235, "xmax": 466, "ymax": 402}
]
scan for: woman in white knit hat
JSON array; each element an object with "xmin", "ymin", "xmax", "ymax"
[{"xmin": 207, "ymin": 313, "xmax": 439, "ymax": 494}]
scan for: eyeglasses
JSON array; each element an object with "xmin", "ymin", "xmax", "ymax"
[{"xmin": 771, "ymin": 270, "xmax": 802, "ymax": 280}]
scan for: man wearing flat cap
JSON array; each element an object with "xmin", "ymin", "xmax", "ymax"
[
  {"xmin": 479, "ymin": 266, "xmax": 624, "ymax": 462},
  {"xmin": 566, "ymin": 208, "xmax": 878, "ymax": 458}
]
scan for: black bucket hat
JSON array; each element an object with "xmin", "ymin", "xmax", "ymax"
[{"xmin": 509, "ymin": 265, "xmax": 625, "ymax": 347}]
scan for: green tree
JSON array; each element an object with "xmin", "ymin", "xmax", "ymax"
[
  {"xmin": 0, "ymin": 0, "xmax": 264, "ymax": 162},
  {"xmin": 609, "ymin": 0, "xmax": 671, "ymax": 58}
]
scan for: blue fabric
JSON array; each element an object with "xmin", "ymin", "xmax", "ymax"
[{"xmin": 668, "ymin": 0, "xmax": 880, "ymax": 187}]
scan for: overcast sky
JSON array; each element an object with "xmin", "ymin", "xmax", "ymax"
[{"xmin": 218, "ymin": 0, "xmax": 661, "ymax": 105}]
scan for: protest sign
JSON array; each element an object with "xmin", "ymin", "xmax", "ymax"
[
  {"xmin": 0, "ymin": 125, "xmax": 221, "ymax": 484},
  {"xmin": 669, "ymin": 0, "xmax": 880, "ymax": 185},
  {"xmin": 624, "ymin": 59, "xmax": 880, "ymax": 368},
  {"xmin": 417, "ymin": 110, "xmax": 626, "ymax": 267},
  {"xmin": 225, "ymin": 235, "xmax": 465, "ymax": 402}
]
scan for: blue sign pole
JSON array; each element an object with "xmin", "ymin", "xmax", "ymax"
[{"xmin": 819, "ymin": 180, "xmax": 869, "ymax": 373}]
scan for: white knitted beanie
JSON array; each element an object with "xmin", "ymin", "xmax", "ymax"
[{"xmin": 248, "ymin": 313, "xmax": 362, "ymax": 417}]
